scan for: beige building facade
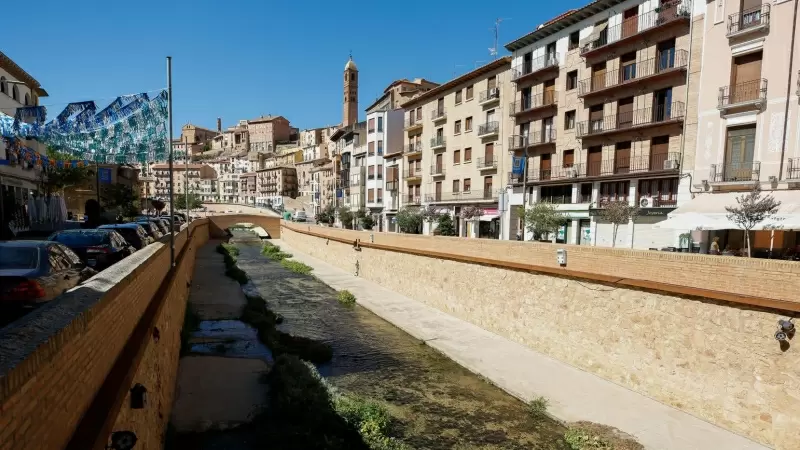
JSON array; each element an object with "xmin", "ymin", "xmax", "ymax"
[
  {"xmin": 248, "ymin": 115, "xmax": 291, "ymax": 153},
  {"xmin": 150, "ymin": 163, "xmax": 217, "ymax": 199},
  {"xmin": 256, "ymin": 166, "xmax": 298, "ymax": 206},
  {"xmin": 402, "ymin": 58, "xmax": 513, "ymax": 238}
]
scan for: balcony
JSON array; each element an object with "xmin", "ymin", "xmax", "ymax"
[
  {"xmin": 477, "ymin": 121, "xmax": 500, "ymax": 138},
  {"xmin": 477, "ymin": 156, "xmax": 498, "ymax": 171},
  {"xmin": 404, "ymin": 116, "xmax": 423, "ymax": 131},
  {"xmin": 508, "ymin": 171, "xmax": 526, "ymax": 184},
  {"xmin": 727, "ymin": 4, "xmax": 770, "ymax": 38},
  {"xmin": 709, "ymin": 161, "xmax": 761, "ymax": 183},
  {"xmin": 580, "ymin": 1, "xmax": 691, "ymax": 59},
  {"xmin": 577, "ymin": 102, "xmax": 685, "ymax": 138},
  {"xmin": 478, "ymin": 87, "xmax": 501, "ymax": 105},
  {"xmin": 405, "ymin": 143, "xmax": 422, "ymax": 157},
  {"xmin": 425, "ymin": 189, "xmax": 499, "ymax": 203},
  {"xmin": 529, "ymin": 164, "xmax": 586, "ymax": 182},
  {"xmin": 529, "ymin": 153, "xmax": 680, "ymax": 183},
  {"xmin": 430, "ymin": 165, "xmax": 446, "ymax": 177},
  {"xmin": 405, "ymin": 166, "xmax": 422, "ymax": 180},
  {"xmin": 718, "ymin": 79, "xmax": 767, "ymax": 111},
  {"xmin": 386, "ymin": 180, "xmax": 399, "ymax": 191},
  {"xmin": 509, "ymin": 92, "xmax": 557, "ymax": 116},
  {"xmin": 430, "ymin": 136, "xmax": 446, "ymax": 150},
  {"xmin": 787, "ymin": 158, "xmax": 800, "ymax": 180},
  {"xmin": 406, "ymin": 195, "xmax": 422, "ymax": 206},
  {"xmin": 508, "ymin": 129, "xmax": 557, "ymax": 151},
  {"xmin": 431, "ymin": 107, "xmax": 446, "ymax": 122},
  {"xmin": 578, "ymin": 50, "xmax": 688, "ymax": 98},
  {"xmin": 511, "ymin": 53, "xmax": 559, "ymax": 83}
]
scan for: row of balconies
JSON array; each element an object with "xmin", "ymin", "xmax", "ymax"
[
  {"xmin": 507, "ymin": 152, "xmax": 681, "ymax": 185},
  {"xmin": 405, "ymin": 90, "xmax": 501, "ymax": 130},
  {"xmin": 424, "ymin": 189, "xmax": 499, "ymax": 204}
]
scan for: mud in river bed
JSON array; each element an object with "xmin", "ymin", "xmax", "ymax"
[{"xmin": 228, "ymin": 232, "xmax": 570, "ymax": 450}]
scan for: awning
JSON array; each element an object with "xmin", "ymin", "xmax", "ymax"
[
  {"xmin": 665, "ymin": 191, "xmax": 800, "ymax": 231},
  {"xmin": 579, "ymin": 22, "xmax": 608, "ymax": 47},
  {"xmin": 478, "ymin": 213, "xmax": 500, "ymax": 222}
]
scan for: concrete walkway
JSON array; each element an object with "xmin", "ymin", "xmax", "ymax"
[{"xmin": 271, "ymin": 238, "xmax": 770, "ymax": 450}]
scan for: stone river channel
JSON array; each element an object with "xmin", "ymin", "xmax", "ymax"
[{"xmin": 231, "ymin": 231, "xmax": 569, "ymax": 449}]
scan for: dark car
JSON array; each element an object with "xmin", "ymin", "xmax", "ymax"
[
  {"xmin": 47, "ymin": 229, "xmax": 135, "ymax": 271},
  {"xmin": 0, "ymin": 241, "xmax": 97, "ymax": 316},
  {"xmin": 98, "ymin": 224, "xmax": 152, "ymax": 250},
  {"xmin": 133, "ymin": 221, "xmax": 164, "ymax": 240},
  {"xmin": 135, "ymin": 216, "xmax": 170, "ymax": 235}
]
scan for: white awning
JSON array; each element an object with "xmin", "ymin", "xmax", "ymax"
[
  {"xmin": 579, "ymin": 22, "xmax": 608, "ymax": 46},
  {"xmin": 665, "ymin": 191, "xmax": 800, "ymax": 231},
  {"xmin": 653, "ymin": 212, "xmax": 734, "ymax": 230},
  {"xmin": 478, "ymin": 213, "xmax": 500, "ymax": 222}
]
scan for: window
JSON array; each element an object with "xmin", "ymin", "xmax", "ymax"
[
  {"xmin": 377, "ymin": 116, "xmax": 383, "ymax": 132},
  {"xmin": 724, "ymin": 125, "xmax": 756, "ymax": 181},
  {"xmin": 464, "ymin": 178, "xmax": 472, "ymax": 192},
  {"xmin": 621, "ymin": 52, "xmax": 637, "ymax": 81},
  {"xmin": 487, "ymin": 75, "xmax": 497, "ymax": 89},
  {"xmin": 455, "ymin": 90, "xmax": 463, "ymax": 104},
  {"xmin": 569, "ymin": 31, "xmax": 580, "ymax": 50},
  {"xmin": 454, "ymin": 120, "xmax": 462, "ymax": 134},
  {"xmin": 368, "ymin": 118, "xmax": 375, "ymax": 132},
  {"xmin": 466, "ymin": 85, "xmax": 474, "ymax": 100},
  {"xmin": 464, "ymin": 147, "xmax": 472, "ymax": 162},
  {"xmin": 599, "ymin": 181, "xmax": 630, "ymax": 203},
  {"xmin": 378, "ymin": 164, "xmax": 383, "ymax": 179},
  {"xmin": 368, "ymin": 189, "xmax": 375, "ymax": 202},
  {"xmin": 638, "ymin": 178, "xmax": 678, "ymax": 206},
  {"xmin": 368, "ymin": 166, "xmax": 375, "ymax": 179},
  {"xmin": 563, "ymin": 149, "xmax": 575, "ymax": 167},
  {"xmin": 368, "ymin": 141, "xmax": 375, "ymax": 155},
  {"xmin": 0, "ymin": 77, "xmax": 5, "ymax": 94},
  {"xmin": 377, "ymin": 140, "xmax": 383, "ymax": 155},
  {"xmin": 541, "ymin": 185, "xmax": 573, "ymax": 204},
  {"xmin": 12, "ymin": 85, "xmax": 18, "ymax": 101},
  {"xmin": 377, "ymin": 188, "xmax": 383, "ymax": 201},
  {"xmin": 24, "ymin": 93, "xmax": 30, "ymax": 106},
  {"xmin": 465, "ymin": 116, "xmax": 473, "ymax": 132},
  {"xmin": 566, "ymin": 70, "xmax": 578, "ymax": 90},
  {"xmin": 454, "ymin": 149, "xmax": 461, "ymax": 164},
  {"xmin": 580, "ymin": 183, "xmax": 593, "ymax": 203},
  {"xmin": 564, "ymin": 110, "xmax": 576, "ymax": 130},
  {"xmin": 453, "ymin": 179, "xmax": 460, "ymax": 192},
  {"xmin": 416, "ymin": 107, "xmax": 422, "ymax": 120}
]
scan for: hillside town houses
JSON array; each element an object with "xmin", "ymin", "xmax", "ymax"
[{"xmin": 73, "ymin": 0, "xmax": 799, "ymax": 256}]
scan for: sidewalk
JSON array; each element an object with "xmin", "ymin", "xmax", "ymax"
[{"xmin": 271, "ymin": 239, "xmax": 770, "ymax": 450}]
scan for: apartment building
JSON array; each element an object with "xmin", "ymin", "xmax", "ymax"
[
  {"xmin": 211, "ymin": 120, "xmax": 250, "ymax": 154},
  {"xmin": 256, "ymin": 166, "xmax": 298, "ymax": 206},
  {"xmin": 365, "ymin": 108, "xmax": 404, "ymax": 231},
  {"xmin": 150, "ymin": 164, "xmax": 217, "ymax": 199},
  {"xmin": 329, "ymin": 122, "xmax": 367, "ymax": 213},
  {"xmin": 504, "ymin": 0, "xmax": 697, "ymax": 248},
  {"xmin": 248, "ymin": 115, "xmax": 292, "ymax": 153},
  {"xmin": 402, "ymin": 57, "xmax": 513, "ymax": 238},
  {"xmin": 239, "ymin": 172, "xmax": 257, "ymax": 205},
  {"xmin": 178, "ymin": 123, "xmax": 217, "ymax": 159},
  {"xmin": 296, "ymin": 126, "xmax": 339, "ymax": 216},
  {"xmin": 364, "ymin": 78, "xmax": 440, "ymax": 113},
  {"xmin": 670, "ymin": 0, "xmax": 800, "ymax": 256}
]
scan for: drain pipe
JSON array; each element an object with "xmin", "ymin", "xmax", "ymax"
[
  {"xmin": 678, "ymin": 2, "xmax": 696, "ymax": 175},
  {"xmin": 778, "ymin": 0, "xmax": 799, "ymax": 181}
]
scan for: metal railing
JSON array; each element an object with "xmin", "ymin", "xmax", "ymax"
[
  {"xmin": 406, "ymin": 195, "xmax": 422, "ymax": 205},
  {"xmin": 386, "ymin": 180, "xmax": 399, "ymax": 191},
  {"xmin": 636, "ymin": 196, "xmax": 677, "ymax": 207},
  {"xmin": 425, "ymin": 190, "xmax": 499, "ymax": 202},
  {"xmin": 431, "ymin": 107, "xmax": 446, "ymax": 121},
  {"xmin": 477, "ymin": 156, "xmax": 498, "ymax": 169},
  {"xmin": 718, "ymin": 79, "xmax": 767, "ymax": 108},
  {"xmin": 727, "ymin": 4, "xmax": 770, "ymax": 36},
  {"xmin": 788, "ymin": 158, "xmax": 800, "ymax": 180},
  {"xmin": 508, "ymin": 129, "xmax": 557, "ymax": 150},
  {"xmin": 581, "ymin": 1, "xmax": 691, "ymax": 55},
  {"xmin": 479, "ymin": 88, "xmax": 500, "ymax": 103},
  {"xmin": 430, "ymin": 164, "xmax": 446, "ymax": 176},
  {"xmin": 710, "ymin": 161, "xmax": 761, "ymax": 182},
  {"xmin": 529, "ymin": 164, "xmax": 586, "ymax": 181},
  {"xmin": 508, "ymin": 171, "xmax": 525, "ymax": 183},
  {"xmin": 430, "ymin": 136, "xmax": 446, "ymax": 148},
  {"xmin": 405, "ymin": 143, "xmax": 422, "ymax": 154},
  {"xmin": 478, "ymin": 121, "xmax": 500, "ymax": 136},
  {"xmin": 406, "ymin": 166, "xmax": 422, "ymax": 178},
  {"xmin": 404, "ymin": 116, "xmax": 423, "ymax": 128},
  {"xmin": 509, "ymin": 91, "xmax": 557, "ymax": 115},
  {"xmin": 578, "ymin": 50, "xmax": 688, "ymax": 96},
  {"xmin": 577, "ymin": 102, "xmax": 685, "ymax": 137},
  {"xmin": 511, "ymin": 53, "xmax": 559, "ymax": 81}
]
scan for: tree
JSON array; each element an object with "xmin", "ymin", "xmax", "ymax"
[
  {"xmin": 597, "ymin": 200, "xmax": 640, "ymax": 247},
  {"xmin": 174, "ymin": 191, "xmax": 204, "ymax": 211},
  {"xmin": 151, "ymin": 199, "xmax": 166, "ymax": 214},
  {"xmin": 725, "ymin": 182, "xmax": 781, "ymax": 257},
  {"xmin": 420, "ymin": 205, "xmax": 442, "ymax": 223},
  {"xmin": 459, "ymin": 206, "xmax": 484, "ymax": 220},
  {"xmin": 435, "ymin": 213, "xmax": 457, "ymax": 236},
  {"xmin": 338, "ymin": 207, "xmax": 355, "ymax": 229},
  {"xmin": 360, "ymin": 214, "xmax": 375, "ymax": 230},
  {"xmin": 521, "ymin": 202, "xmax": 566, "ymax": 241},
  {"xmin": 396, "ymin": 207, "xmax": 423, "ymax": 234},
  {"xmin": 104, "ymin": 184, "xmax": 140, "ymax": 217},
  {"xmin": 317, "ymin": 204, "xmax": 335, "ymax": 225}
]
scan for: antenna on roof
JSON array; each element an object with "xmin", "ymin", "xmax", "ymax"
[
  {"xmin": 489, "ymin": 18, "xmax": 511, "ymax": 59},
  {"xmin": 453, "ymin": 64, "xmax": 466, "ymax": 77}
]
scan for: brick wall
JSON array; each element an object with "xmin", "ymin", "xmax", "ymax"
[
  {"xmin": 280, "ymin": 225, "xmax": 800, "ymax": 449},
  {"xmin": 0, "ymin": 221, "xmax": 211, "ymax": 450}
]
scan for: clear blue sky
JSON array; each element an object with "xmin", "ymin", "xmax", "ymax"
[{"xmin": 6, "ymin": 0, "xmax": 585, "ymax": 132}]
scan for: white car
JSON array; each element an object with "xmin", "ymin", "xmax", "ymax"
[{"xmin": 293, "ymin": 211, "xmax": 307, "ymax": 222}]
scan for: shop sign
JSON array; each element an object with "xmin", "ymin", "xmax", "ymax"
[{"xmin": 589, "ymin": 207, "xmax": 675, "ymax": 217}]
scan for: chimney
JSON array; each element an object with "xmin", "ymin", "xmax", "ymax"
[{"xmin": 217, "ymin": 118, "xmax": 222, "ymax": 133}]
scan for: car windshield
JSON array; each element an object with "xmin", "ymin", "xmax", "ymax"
[
  {"xmin": 50, "ymin": 231, "xmax": 109, "ymax": 246},
  {"xmin": 0, "ymin": 246, "xmax": 39, "ymax": 270}
]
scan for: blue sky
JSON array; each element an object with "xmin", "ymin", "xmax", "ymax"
[{"xmin": 5, "ymin": 0, "xmax": 585, "ymax": 132}]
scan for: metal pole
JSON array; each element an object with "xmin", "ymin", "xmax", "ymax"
[
  {"xmin": 167, "ymin": 56, "xmax": 175, "ymax": 267},
  {"xmin": 95, "ymin": 160, "xmax": 101, "ymax": 205},
  {"xmin": 184, "ymin": 135, "xmax": 189, "ymax": 220}
]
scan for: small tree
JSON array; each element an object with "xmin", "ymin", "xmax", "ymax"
[
  {"xmin": 338, "ymin": 207, "xmax": 355, "ymax": 229},
  {"xmin": 597, "ymin": 200, "xmax": 640, "ymax": 247},
  {"xmin": 522, "ymin": 202, "xmax": 566, "ymax": 241},
  {"xmin": 436, "ymin": 213, "xmax": 457, "ymax": 236},
  {"xmin": 459, "ymin": 206, "xmax": 484, "ymax": 220},
  {"xmin": 420, "ymin": 205, "xmax": 442, "ymax": 223},
  {"xmin": 317, "ymin": 204, "xmax": 335, "ymax": 225},
  {"xmin": 396, "ymin": 207, "xmax": 423, "ymax": 234},
  {"xmin": 360, "ymin": 214, "xmax": 375, "ymax": 230},
  {"xmin": 151, "ymin": 199, "xmax": 166, "ymax": 215},
  {"xmin": 725, "ymin": 182, "xmax": 781, "ymax": 257},
  {"xmin": 104, "ymin": 184, "xmax": 140, "ymax": 217},
  {"xmin": 174, "ymin": 191, "xmax": 204, "ymax": 211}
]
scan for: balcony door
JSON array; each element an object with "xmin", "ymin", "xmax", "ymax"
[
  {"xmin": 523, "ymin": 52, "xmax": 533, "ymax": 74},
  {"xmin": 650, "ymin": 136, "xmax": 670, "ymax": 170},
  {"xmin": 435, "ymin": 153, "xmax": 443, "ymax": 172},
  {"xmin": 544, "ymin": 79, "xmax": 555, "ymax": 105},
  {"xmin": 657, "ymin": 39, "xmax": 676, "ymax": 72},
  {"xmin": 653, "ymin": 88, "xmax": 672, "ymax": 122},
  {"xmin": 521, "ymin": 86, "xmax": 532, "ymax": 110},
  {"xmin": 546, "ymin": 42, "xmax": 557, "ymax": 65},
  {"xmin": 731, "ymin": 51, "xmax": 763, "ymax": 104},
  {"xmin": 592, "ymin": 63, "xmax": 607, "ymax": 91},
  {"xmin": 435, "ymin": 181, "xmax": 442, "ymax": 201},
  {"xmin": 485, "ymin": 143, "xmax": 494, "ymax": 163},
  {"xmin": 725, "ymin": 125, "xmax": 756, "ymax": 181},
  {"xmin": 614, "ymin": 141, "xmax": 631, "ymax": 174},
  {"xmin": 622, "ymin": 7, "xmax": 639, "ymax": 39},
  {"xmin": 618, "ymin": 97, "xmax": 634, "ymax": 129},
  {"xmin": 483, "ymin": 176, "xmax": 493, "ymax": 199},
  {"xmin": 542, "ymin": 116, "xmax": 554, "ymax": 141},
  {"xmin": 519, "ymin": 121, "xmax": 530, "ymax": 139},
  {"xmin": 437, "ymin": 98, "xmax": 444, "ymax": 115},
  {"xmin": 739, "ymin": 0, "xmax": 763, "ymax": 30},
  {"xmin": 589, "ymin": 104, "xmax": 604, "ymax": 132},
  {"xmin": 587, "ymin": 146, "xmax": 603, "ymax": 176},
  {"xmin": 540, "ymin": 153, "xmax": 552, "ymax": 180}
]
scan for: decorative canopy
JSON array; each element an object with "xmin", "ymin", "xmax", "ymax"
[{"xmin": 1, "ymin": 90, "xmax": 169, "ymax": 164}]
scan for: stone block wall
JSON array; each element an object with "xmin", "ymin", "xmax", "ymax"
[{"xmin": 280, "ymin": 224, "xmax": 800, "ymax": 449}]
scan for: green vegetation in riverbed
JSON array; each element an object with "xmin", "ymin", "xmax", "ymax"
[
  {"xmin": 337, "ymin": 290, "xmax": 357, "ymax": 306},
  {"xmin": 280, "ymin": 259, "xmax": 314, "ymax": 274},
  {"xmin": 563, "ymin": 422, "xmax": 644, "ymax": 450},
  {"xmin": 217, "ymin": 243, "xmax": 248, "ymax": 284},
  {"xmin": 528, "ymin": 396, "xmax": 550, "ymax": 419},
  {"xmin": 262, "ymin": 241, "xmax": 293, "ymax": 261}
]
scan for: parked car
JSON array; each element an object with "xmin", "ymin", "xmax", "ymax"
[
  {"xmin": 47, "ymin": 229, "xmax": 135, "ymax": 270},
  {"xmin": 133, "ymin": 221, "xmax": 164, "ymax": 240},
  {"xmin": 0, "ymin": 241, "xmax": 97, "ymax": 311},
  {"xmin": 134, "ymin": 216, "xmax": 169, "ymax": 235},
  {"xmin": 293, "ymin": 210, "xmax": 307, "ymax": 222},
  {"xmin": 98, "ymin": 224, "xmax": 152, "ymax": 250}
]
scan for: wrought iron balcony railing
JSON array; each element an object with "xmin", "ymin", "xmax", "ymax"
[
  {"xmin": 578, "ymin": 50, "xmax": 688, "ymax": 96},
  {"xmin": 405, "ymin": 195, "xmax": 421, "ymax": 205},
  {"xmin": 509, "ymin": 91, "xmax": 557, "ymax": 115},
  {"xmin": 727, "ymin": 4, "xmax": 770, "ymax": 36},
  {"xmin": 710, "ymin": 161, "xmax": 761, "ymax": 183},
  {"xmin": 478, "ymin": 121, "xmax": 500, "ymax": 137},
  {"xmin": 386, "ymin": 180, "xmax": 399, "ymax": 191},
  {"xmin": 718, "ymin": 79, "xmax": 767, "ymax": 109},
  {"xmin": 577, "ymin": 102, "xmax": 685, "ymax": 137},
  {"xmin": 404, "ymin": 117, "xmax": 423, "ymax": 129},
  {"xmin": 430, "ymin": 136, "xmax": 446, "ymax": 149},
  {"xmin": 405, "ymin": 167, "xmax": 422, "ymax": 178},
  {"xmin": 425, "ymin": 190, "xmax": 499, "ymax": 203},
  {"xmin": 430, "ymin": 164, "xmax": 446, "ymax": 176},
  {"xmin": 405, "ymin": 143, "xmax": 422, "ymax": 155},
  {"xmin": 511, "ymin": 53, "xmax": 559, "ymax": 81},
  {"xmin": 479, "ymin": 87, "xmax": 501, "ymax": 104},
  {"xmin": 477, "ymin": 156, "xmax": 498, "ymax": 170},
  {"xmin": 430, "ymin": 107, "xmax": 446, "ymax": 121},
  {"xmin": 787, "ymin": 158, "xmax": 800, "ymax": 180}
]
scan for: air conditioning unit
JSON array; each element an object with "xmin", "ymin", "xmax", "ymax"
[
  {"xmin": 489, "ymin": 87, "xmax": 500, "ymax": 97},
  {"xmin": 566, "ymin": 167, "xmax": 578, "ymax": 178},
  {"xmin": 639, "ymin": 196, "xmax": 655, "ymax": 208},
  {"xmin": 663, "ymin": 159, "xmax": 679, "ymax": 170}
]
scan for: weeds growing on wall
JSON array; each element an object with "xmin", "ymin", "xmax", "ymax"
[
  {"xmin": 337, "ymin": 290, "xmax": 357, "ymax": 306},
  {"xmin": 528, "ymin": 396, "xmax": 549, "ymax": 420},
  {"xmin": 280, "ymin": 259, "xmax": 314, "ymax": 275},
  {"xmin": 261, "ymin": 242, "xmax": 292, "ymax": 261},
  {"xmin": 216, "ymin": 243, "xmax": 248, "ymax": 284}
]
